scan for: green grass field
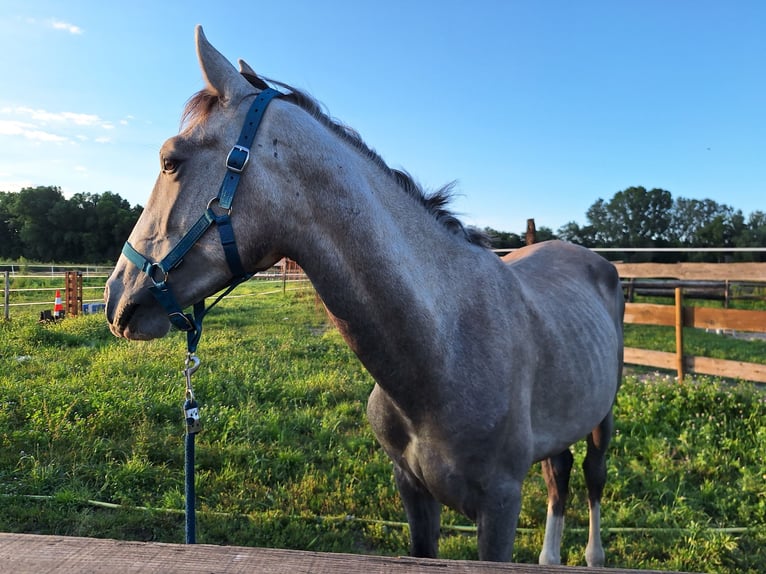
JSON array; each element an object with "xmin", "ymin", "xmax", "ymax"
[{"xmin": 1, "ymin": 283, "xmax": 764, "ymax": 572}]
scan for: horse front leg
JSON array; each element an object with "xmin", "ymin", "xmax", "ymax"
[
  {"xmin": 475, "ymin": 477, "xmax": 524, "ymax": 562},
  {"xmin": 394, "ymin": 465, "xmax": 442, "ymax": 558},
  {"xmin": 582, "ymin": 411, "xmax": 614, "ymax": 567},
  {"xmin": 539, "ymin": 448, "xmax": 574, "ymax": 565}
]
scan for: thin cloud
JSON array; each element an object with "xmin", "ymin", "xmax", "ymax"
[
  {"xmin": 50, "ymin": 20, "xmax": 83, "ymax": 35},
  {"xmin": 0, "ymin": 106, "xmax": 120, "ymax": 146},
  {"xmin": 14, "ymin": 107, "xmax": 101, "ymax": 127},
  {"xmin": 0, "ymin": 120, "xmax": 68, "ymax": 143}
]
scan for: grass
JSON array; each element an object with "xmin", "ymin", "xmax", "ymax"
[{"xmin": 1, "ymin": 283, "xmax": 765, "ymax": 572}]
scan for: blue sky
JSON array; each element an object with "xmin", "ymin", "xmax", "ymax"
[{"xmin": 0, "ymin": 1, "xmax": 763, "ymax": 235}]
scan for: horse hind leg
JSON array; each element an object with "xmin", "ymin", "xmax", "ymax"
[
  {"xmin": 582, "ymin": 411, "xmax": 614, "ymax": 567},
  {"xmin": 394, "ymin": 465, "xmax": 441, "ymax": 558},
  {"xmin": 538, "ymin": 449, "xmax": 574, "ymax": 565}
]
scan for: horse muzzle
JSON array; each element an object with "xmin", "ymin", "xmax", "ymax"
[{"xmin": 104, "ymin": 271, "xmax": 172, "ymax": 340}]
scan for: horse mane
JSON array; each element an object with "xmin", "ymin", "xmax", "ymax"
[{"xmin": 182, "ymin": 76, "xmax": 490, "ymax": 248}]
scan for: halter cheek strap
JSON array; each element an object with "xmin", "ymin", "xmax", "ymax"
[{"xmin": 122, "ymin": 87, "xmax": 280, "ymax": 353}]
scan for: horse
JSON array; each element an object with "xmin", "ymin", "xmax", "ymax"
[{"xmin": 105, "ymin": 26, "xmax": 624, "ymax": 565}]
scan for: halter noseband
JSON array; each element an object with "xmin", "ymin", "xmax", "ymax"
[{"xmin": 121, "ymin": 88, "xmax": 280, "ymax": 353}]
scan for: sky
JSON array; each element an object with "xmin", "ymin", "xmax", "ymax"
[{"xmin": 0, "ymin": 0, "xmax": 763, "ymax": 235}]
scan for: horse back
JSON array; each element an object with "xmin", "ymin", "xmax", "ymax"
[{"xmin": 502, "ymin": 240, "xmax": 624, "ymax": 327}]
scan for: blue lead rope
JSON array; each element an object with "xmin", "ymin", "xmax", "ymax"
[
  {"xmin": 182, "ymin": 355, "xmax": 201, "ymax": 543},
  {"xmin": 185, "ymin": 431, "xmax": 196, "ymax": 543}
]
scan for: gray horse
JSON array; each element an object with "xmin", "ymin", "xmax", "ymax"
[{"xmin": 105, "ymin": 26, "xmax": 624, "ymax": 565}]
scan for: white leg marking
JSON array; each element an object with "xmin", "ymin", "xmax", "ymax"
[
  {"xmin": 538, "ymin": 507, "xmax": 564, "ymax": 565},
  {"xmin": 585, "ymin": 500, "xmax": 605, "ymax": 567}
]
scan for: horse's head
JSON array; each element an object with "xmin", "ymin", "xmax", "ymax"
[{"xmin": 105, "ymin": 26, "xmax": 286, "ymax": 340}]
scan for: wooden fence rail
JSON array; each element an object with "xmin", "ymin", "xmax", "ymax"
[
  {"xmin": 616, "ymin": 262, "xmax": 766, "ymax": 383},
  {"xmin": 614, "ymin": 261, "xmax": 766, "ymax": 282},
  {"xmin": 0, "ymin": 533, "xmax": 680, "ymax": 574}
]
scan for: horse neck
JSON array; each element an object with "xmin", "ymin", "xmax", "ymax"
[{"xmin": 279, "ymin": 142, "xmax": 477, "ymax": 395}]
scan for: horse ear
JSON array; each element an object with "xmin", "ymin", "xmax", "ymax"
[
  {"xmin": 238, "ymin": 59, "xmax": 270, "ymax": 91},
  {"xmin": 238, "ymin": 59, "xmax": 256, "ymax": 76},
  {"xmin": 195, "ymin": 25, "xmax": 249, "ymax": 103}
]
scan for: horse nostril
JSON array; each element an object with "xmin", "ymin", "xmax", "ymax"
[
  {"xmin": 105, "ymin": 300, "xmax": 137, "ymax": 334},
  {"xmin": 104, "ymin": 281, "xmax": 125, "ymax": 326},
  {"xmin": 104, "ymin": 282, "xmax": 117, "ymax": 323}
]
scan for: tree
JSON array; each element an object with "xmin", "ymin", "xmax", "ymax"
[
  {"xmin": 532, "ymin": 226, "xmax": 557, "ymax": 243},
  {"xmin": 0, "ymin": 192, "xmax": 22, "ymax": 259},
  {"xmin": 0, "ymin": 186, "xmax": 142, "ymax": 263},
  {"xmin": 483, "ymin": 227, "xmax": 523, "ymax": 251},
  {"xmin": 557, "ymin": 221, "xmax": 597, "ymax": 246},
  {"xmin": 736, "ymin": 211, "xmax": 766, "ymax": 261},
  {"xmin": 93, "ymin": 192, "xmax": 143, "ymax": 262},
  {"xmin": 604, "ymin": 186, "xmax": 673, "ymax": 246},
  {"xmin": 560, "ymin": 187, "xmax": 673, "ymax": 251},
  {"xmin": 12, "ymin": 186, "xmax": 69, "ymax": 261},
  {"xmin": 583, "ymin": 198, "xmax": 615, "ymax": 247},
  {"xmin": 670, "ymin": 198, "xmax": 743, "ymax": 246}
]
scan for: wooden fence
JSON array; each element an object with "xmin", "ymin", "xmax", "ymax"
[
  {"xmin": 616, "ymin": 262, "xmax": 766, "ymax": 383},
  {"xmin": 0, "ymin": 533, "xmax": 679, "ymax": 574},
  {"xmin": 4, "ymin": 260, "xmax": 765, "ymax": 383}
]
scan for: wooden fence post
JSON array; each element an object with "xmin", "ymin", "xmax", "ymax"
[
  {"xmin": 525, "ymin": 218, "xmax": 536, "ymax": 245},
  {"xmin": 675, "ymin": 287, "xmax": 684, "ymax": 382},
  {"xmin": 65, "ymin": 271, "xmax": 83, "ymax": 317},
  {"xmin": 626, "ymin": 277, "xmax": 635, "ymax": 302},
  {"xmin": 3, "ymin": 270, "xmax": 9, "ymax": 321}
]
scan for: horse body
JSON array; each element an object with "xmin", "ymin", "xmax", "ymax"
[{"xmin": 105, "ymin": 26, "xmax": 624, "ymax": 565}]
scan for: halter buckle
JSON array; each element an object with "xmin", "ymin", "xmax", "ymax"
[
  {"xmin": 226, "ymin": 144, "xmax": 250, "ymax": 174},
  {"xmin": 207, "ymin": 196, "xmax": 232, "ymax": 216},
  {"xmin": 168, "ymin": 311, "xmax": 196, "ymax": 332},
  {"xmin": 148, "ymin": 262, "xmax": 169, "ymax": 286}
]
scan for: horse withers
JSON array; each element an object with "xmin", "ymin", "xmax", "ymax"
[{"xmin": 105, "ymin": 26, "xmax": 624, "ymax": 565}]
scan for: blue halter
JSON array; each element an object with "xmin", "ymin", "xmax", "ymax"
[{"xmin": 121, "ymin": 88, "xmax": 280, "ymax": 353}]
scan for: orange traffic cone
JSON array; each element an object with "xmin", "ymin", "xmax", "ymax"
[{"xmin": 53, "ymin": 290, "xmax": 64, "ymax": 319}]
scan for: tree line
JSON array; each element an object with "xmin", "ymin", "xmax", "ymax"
[
  {"xmin": 1, "ymin": 185, "xmax": 763, "ymax": 264},
  {"xmin": 0, "ymin": 186, "xmax": 142, "ymax": 263},
  {"xmin": 485, "ymin": 186, "xmax": 765, "ymax": 262}
]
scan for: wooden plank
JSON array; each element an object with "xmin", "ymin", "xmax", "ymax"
[
  {"xmin": 0, "ymin": 533, "xmax": 678, "ymax": 574},
  {"xmin": 685, "ymin": 356, "xmax": 766, "ymax": 384},
  {"xmin": 623, "ymin": 347, "xmax": 677, "ymax": 370},
  {"xmin": 683, "ymin": 306, "xmax": 766, "ymax": 333},
  {"xmin": 625, "ymin": 303, "xmax": 766, "ymax": 334},
  {"xmin": 624, "ymin": 303, "xmax": 675, "ymax": 326},
  {"xmin": 623, "ymin": 349, "xmax": 766, "ymax": 383},
  {"xmin": 614, "ymin": 262, "xmax": 766, "ymax": 281}
]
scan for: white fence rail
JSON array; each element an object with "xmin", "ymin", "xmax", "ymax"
[{"xmin": 2, "ymin": 266, "xmax": 308, "ymax": 321}]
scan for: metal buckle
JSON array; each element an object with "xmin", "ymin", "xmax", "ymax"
[
  {"xmin": 168, "ymin": 311, "xmax": 196, "ymax": 332},
  {"xmin": 148, "ymin": 262, "xmax": 169, "ymax": 287},
  {"xmin": 206, "ymin": 196, "xmax": 232, "ymax": 216},
  {"xmin": 226, "ymin": 144, "xmax": 250, "ymax": 174}
]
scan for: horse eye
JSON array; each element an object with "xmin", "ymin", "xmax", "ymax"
[{"xmin": 162, "ymin": 156, "xmax": 179, "ymax": 174}]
